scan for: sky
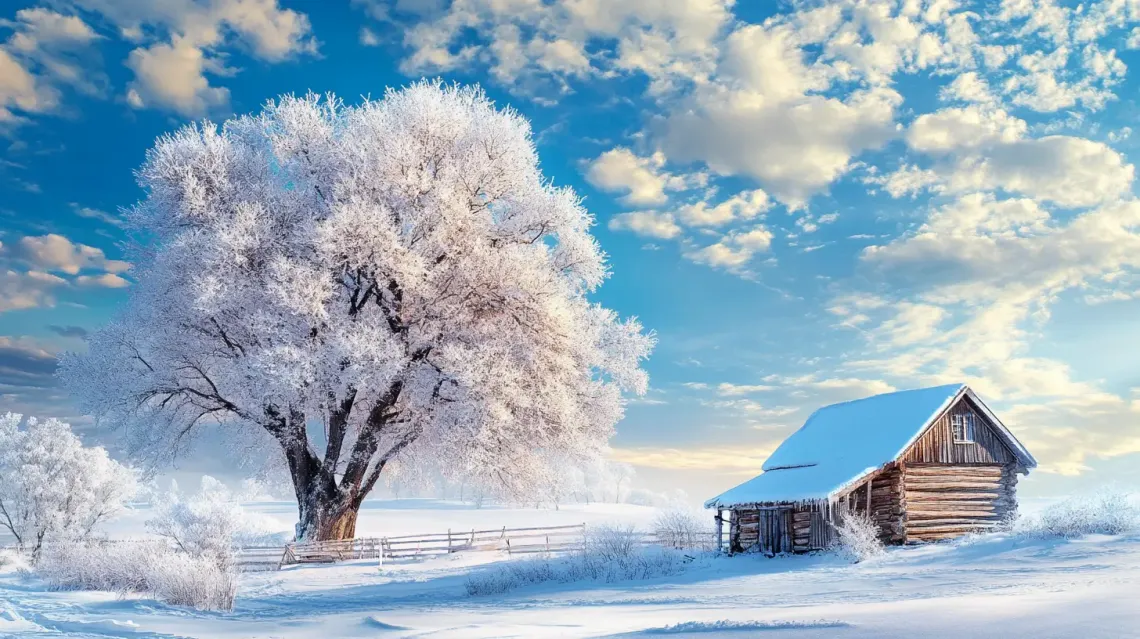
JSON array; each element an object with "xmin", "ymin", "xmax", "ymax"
[{"xmin": 1, "ymin": 0, "xmax": 1139, "ymax": 505}]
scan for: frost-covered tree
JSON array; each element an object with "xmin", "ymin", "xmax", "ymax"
[
  {"xmin": 61, "ymin": 81, "xmax": 654, "ymax": 541},
  {"xmin": 0, "ymin": 413, "xmax": 138, "ymax": 559}
]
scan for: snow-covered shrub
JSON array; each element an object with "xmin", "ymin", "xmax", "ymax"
[
  {"xmin": 147, "ymin": 476, "xmax": 288, "ymax": 567},
  {"xmin": 0, "ymin": 413, "xmax": 137, "ymax": 560},
  {"xmin": 36, "ymin": 540, "xmax": 236, "ymax": 611},
  {"xmin": 583, "ymin": 523, "xmax": 640, "ymax": 561},
  {"xmin": 465, "ymin": 523, "xmax": 695, "ymax": 595},
  {"xmin": 1014, "ymin": 488, "xmax": 1140, "ymax": 538},
  {"xmin": 834, "ymin": 511, "xmax": 884, "ymax": 562},
  {"xmin": 652, "ymin": 508, "xmax": 714, "ymax": 550}
]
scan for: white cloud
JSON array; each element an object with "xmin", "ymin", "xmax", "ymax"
[
  {"xmin": 14, "ymin": 234, "xmax": 130, "ymax": 276},
  {"xmin": 75, "ymin": 273, "xmax": 131, "ymax": 288},
  {"xmin": 716, "ymin": 383, "xmax": 775, "ymax": 396},
  {"xmin": 891, "ymin": 115, "xmax": 1134, "ymax": 207},
  {"xmin": 586, "ymin": 148, "xmax": 697, "ymax": 206},
  {"xmin": 126, "ymin": 38, "xmax": 229, "ymax": 116},
  {"xmin": 864, "ymin": 194, "xmax": 1140, "ymax": 300},
  {"xmin": 0, "ymin": 8, "xmax": 104, "ymax": 124},
  {"xmin": 608, "ymin": 211, "xmax": 682, "ymax": 239},
  {"xmin": 0, "ymin": 48, "xmax": 46, "ymax": 124},
  {"xmin": 393, "ymin": 0, "xmax": 733, "ymax": 94},
  {"xmin": 1003, "ymin": 45, "xmax": 1120, "ymax": 112},
  {"xmin": 0, "ymin": 269, "xmax": 67, "ymax": 312},
  {"xmin": 676, "ymin": 189, "xmax": 769, "ymax": 227},
  {"xmin": 662, "ymin": 18, "xmax": 903, "ymax": 207},
  {"xmin": 68, "ymin": 0, "xmax": 317, "ymax": 116},
  {"xmin": 683, "ymin": 224, "xmax": 773, "ymax": 271},
  {"xmin": 70, "ymin": 203, "xmax": 123, "ymax": 227},
  {"xmin": 360, "ymin": 27, "xmax": 381, "ymax": 47},
  {"xmin": 906, "ymin": 105, "xmax": 1026, "ymax": 154}
]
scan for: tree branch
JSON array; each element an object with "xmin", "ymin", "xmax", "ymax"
[{"xmin": 321, "ymin": 388, "xmax": 357, "ymax": 478}]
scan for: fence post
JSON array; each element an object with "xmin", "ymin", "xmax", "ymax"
[{"xmin": 715, "ymin": 509, "xmax": 724, "ymax": 554}]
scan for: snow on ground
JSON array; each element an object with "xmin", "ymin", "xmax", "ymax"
[{"xmin": 2, "ymin": 500, "xmax": 1139, "ymax": 638}]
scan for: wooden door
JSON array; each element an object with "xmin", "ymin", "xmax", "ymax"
[{"xmin": 757, "ymin": 508, "xmax": 793, "ymax": 555}]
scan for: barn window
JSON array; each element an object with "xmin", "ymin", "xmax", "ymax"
[{"xmin": 952, "ymin": 413, "xmax": 975, "ymax": 443}]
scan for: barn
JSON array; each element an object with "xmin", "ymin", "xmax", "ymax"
[{"xmin": 704, "ymin": 383, "xmax": 1036, "ymax": 554}]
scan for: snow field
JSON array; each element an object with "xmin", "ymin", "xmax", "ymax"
[{"xmin": 1, "ymin": 497, "xmax": 1138, "ymax": 638}]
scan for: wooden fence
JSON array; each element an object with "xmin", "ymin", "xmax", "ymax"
[{"xmin": 236, "ymin": 524, "xmax": 720, "ymax": 571}]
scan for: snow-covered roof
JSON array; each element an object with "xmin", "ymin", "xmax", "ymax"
[{"xmin": 704, "ymin": 383, "xmax": 1036, "ymax": 509}]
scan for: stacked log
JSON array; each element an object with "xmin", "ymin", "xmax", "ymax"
[
  {"xmin": 903, "ymin": 464, "xmax": 1016, "ymax": 542},
  {"xmin": 733, "ymin": 509, "xmax": 760, "ymax": 551},
  {"xmin": 867, "ymin": 466, "xmax": 906, "ymax": 544},
  {"xmin": 792, "ymin": 508, "xmax": 813, "ymax": 551}
]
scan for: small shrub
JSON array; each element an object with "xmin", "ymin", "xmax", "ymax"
[
  {"xmin": 583, "ymin": 523, "xmax": 639, "ymax": 561},
  {"xmin": 652, "ymin": 508, "xmax": 714, "ymax": 550},
  {"xmin": 35, "ymin": 541, "xmax": 236, "ymax": 611},
  {"xmin": 834, "ymin": 511, "xmax": 884, "ymax": 562},
  {"xmin": 1014, "ymin": 488, "xmax": 1140, "ymax": 538}
]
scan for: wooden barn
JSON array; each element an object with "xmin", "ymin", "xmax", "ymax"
[{"xmin": 704, "ymin": 383, "xmax": 1036, "ymax": 554}]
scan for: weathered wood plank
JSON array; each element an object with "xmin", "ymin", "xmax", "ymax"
[
  {"xmin": 906, "ymin": 516, "xmax": 1005, "ymax": 526},
  {"xmin": 903, "ymin": 481, "xmax": 1004, "ymax": 492},
  {"xmin": 906, "ymin": 464, "xmax": 1004, "ymax": 475},
  {"xmin": 900, "ymin": 394, "xmax": 1017, "ymax": 465},
  {"xmin": 905, "ymin": 492, "xmax": 1012, "ymax": 502}
]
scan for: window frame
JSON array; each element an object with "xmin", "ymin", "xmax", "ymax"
[{"xmin": 951, "ymin": 412, "xmax": 975, "ymax": 444}]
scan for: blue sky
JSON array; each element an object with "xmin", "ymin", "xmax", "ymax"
[{"xmin": 2, "ymin": 0, "xmax": 1139, "ymax": 502}]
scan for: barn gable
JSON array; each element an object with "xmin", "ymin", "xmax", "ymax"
[{"xmin": 902, "ymin": 392, "xmax": 1018, "ymax": 465}]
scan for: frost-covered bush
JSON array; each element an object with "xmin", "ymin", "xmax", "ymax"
[
  {"xmin": 0, "ymin": 413, "xmax": 137, "ymax": 560},
  {"xmin": 146, "ymin": 476, "xmax": 288, "ymax": 567},
  {"xmin": 465, "ymin": 523, "xmax": 694, "ymax": 595},
  {"xmin": 30, "ymin": 476, "xmax": 277, "ymax": 611},
  {"xmin": 652, "ymin": 508, "xmax": 714, "ymax": 550},
  {"xmin": 583, "ymin": 523, "xmax": 640, "ymax": 561},
  {"xmin": 1014, "ymin": 488, "xmax": 1140, "ymax": 538},
  {"xmin": 834, "ymin": 511, "xmax": 884, "ymax": 562},
  {"xmin": 36, "ymin": 541, "xmax": 236, "ymax": 611}
]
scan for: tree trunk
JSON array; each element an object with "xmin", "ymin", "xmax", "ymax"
[{"xmin": 296, "ymin": 496, "xmax": 360, "ymax": 541}]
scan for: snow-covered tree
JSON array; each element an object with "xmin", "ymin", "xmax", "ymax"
[
  {"xmin": 0, "ymin": 413, "xmax": 138, "ymax": 559},
  {"xmin": 61, "ymin": 81, "xmax": 654, "ymax": 540}
]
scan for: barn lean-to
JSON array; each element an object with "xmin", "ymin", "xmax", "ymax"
[{"xmin": 704, "ymin": 384, "xmax": 1036, "ymax": 554}]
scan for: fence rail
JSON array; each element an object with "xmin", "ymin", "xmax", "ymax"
[{"xmin": 234, "ymin": 524, "xmax": 721, "ymax": 570}]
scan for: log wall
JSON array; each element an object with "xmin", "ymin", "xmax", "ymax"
[{"xmin": 902, "ymin": 463, "xmax": 1018, "ymax": 542}]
